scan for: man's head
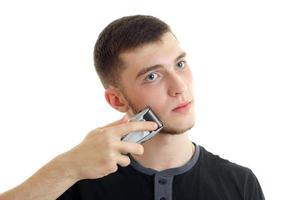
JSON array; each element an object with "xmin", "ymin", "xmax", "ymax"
[
  {"xmin": 94, "ymin": 15, "xmax": 170, "ymax": 88},
  {"xmin": 94, "ymin": 15, "xmax": 195, "ymax": 135}
]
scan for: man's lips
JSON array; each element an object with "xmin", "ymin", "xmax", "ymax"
[{"xmin": 172, "ymin": 101, "xmax": 192, "ymax": 111}]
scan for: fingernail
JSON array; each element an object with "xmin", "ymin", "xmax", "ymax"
[{"xmin": 152, "ymin": 122, "xmax": 158, "ymax": 129}]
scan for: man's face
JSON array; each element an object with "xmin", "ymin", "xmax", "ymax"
[{"xmin": 118, "ymin": 32, "xmax": 195, "ymax": 135}]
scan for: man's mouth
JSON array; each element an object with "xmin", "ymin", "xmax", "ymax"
[{"xmin": 172, "ymin": 101, "xmax": 192, "ymax": 112}]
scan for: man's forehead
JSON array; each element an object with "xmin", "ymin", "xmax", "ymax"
[{"xmin": 119, "ymin": 33, "xmax": 182, "ymax": 72}]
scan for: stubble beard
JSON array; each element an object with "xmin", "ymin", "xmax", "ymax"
[{"xmin": 122, "ymin": 90, "xmax": 195, "ymax": 135}]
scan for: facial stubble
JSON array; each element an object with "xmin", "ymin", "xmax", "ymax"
[{"xmin": 121, "ymin": 88, "xmax": 195, "ymax": 135}]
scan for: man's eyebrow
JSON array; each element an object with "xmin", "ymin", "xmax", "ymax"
[
  {"xmin": 175, "ymin": 52, "xmax": 186, "ymax": 62},
  {"xmin": 135, "ymin": 52, "xmax": 186, "ymax": 79}
]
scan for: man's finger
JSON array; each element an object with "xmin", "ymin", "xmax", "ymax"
[
  {"xmin": 103, "ymin": 114, "xmax": 129, "ymax": 129},
  {"xmin": 116, "ymin": 154, "xmax": 131, "ymax": 167},
  {"xmin": 118, "ymin": 142, "xmax": 144, "ymax": 155},
  {"xmin": 112, "ymin": 121, "xmax": 158, "ymax": 137}
]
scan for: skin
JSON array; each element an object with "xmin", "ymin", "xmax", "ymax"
[
  {"xmin": 0, "ymin": 31, "xmax": 196, "ymax": 199},
  {"xmin": 105, "ymin": 31, "xmax": 196, "ymax": 170}
]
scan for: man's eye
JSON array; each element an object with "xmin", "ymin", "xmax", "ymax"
[
  {"xmin": 145, "ymin": 73, "xmax": 158, "ymax": 82},
  {"xmin": 176, "ymin": 61, "xmax": 186, "ymax": 69}
]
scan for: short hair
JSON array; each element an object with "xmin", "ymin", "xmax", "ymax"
[{"xmin": 93, "ymin": 15, "xmax": 171, "ymax": 88}]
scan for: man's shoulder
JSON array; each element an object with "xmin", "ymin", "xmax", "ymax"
[
  {"xmin": 198, "ymin": 145, "xmax": 252, "ymax": 178},
  {"xmin": 192, "ymin": 145, "xmax": 265, "ymax": 199}
]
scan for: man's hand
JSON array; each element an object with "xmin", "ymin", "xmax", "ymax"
[
  {"xmin": 0, "ymin": 115, "xmax": 158, "ymax": 200},
  {"xmin": 63, "ymin": 115, "xmax": 158, "ymax": 180}
]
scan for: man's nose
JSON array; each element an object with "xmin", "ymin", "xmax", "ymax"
[{"xmin": 167, "ymin": 72, "xmax": 187, "ymax": 97}]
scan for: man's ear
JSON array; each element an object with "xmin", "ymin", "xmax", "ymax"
[{"xmin": 104, "ymin": 87, "xmax": 128, "ymax": 112}]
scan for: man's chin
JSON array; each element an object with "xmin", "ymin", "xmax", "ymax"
[{"xmin": 160, "ymin": 123, "xmax": 195, "ymax": 135}]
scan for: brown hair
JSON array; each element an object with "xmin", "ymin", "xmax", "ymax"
[{"xmin": 93, "ymin": 15, "xmax": 171, "ymax": 88}]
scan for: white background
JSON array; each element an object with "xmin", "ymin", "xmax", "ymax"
[{"xmin": 0, "ymin": 0, "xmax": 299, "ymax": 199}]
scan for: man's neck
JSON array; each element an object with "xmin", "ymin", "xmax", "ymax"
[{"xmin": 131, "ymin": 131, "xmax": 195, "ymax": 171}]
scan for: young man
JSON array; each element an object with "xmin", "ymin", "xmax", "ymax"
[{"xmin": 0, "ymin": 15, "xmax": 264, "ymax": 200}]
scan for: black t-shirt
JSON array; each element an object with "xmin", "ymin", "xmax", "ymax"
[{"xmin": 57, "ymin": 144, "xmax": 265, "ymax": 200}]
